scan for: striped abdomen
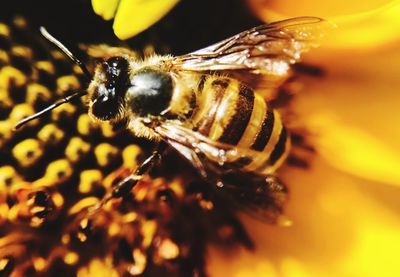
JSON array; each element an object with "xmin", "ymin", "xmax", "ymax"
[{"xmin": 189, "ymin": 75, "xmax": 290, "ymax": 174}]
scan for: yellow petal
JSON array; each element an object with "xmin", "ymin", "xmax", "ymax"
[
  {"xmin": 309, "ymin": 114, "xmax": 400, "ymax": 186},
  {"xmin": 292, "ymin": 43, "xmax": 400, "ymax": 186},
  {"xmin": 328, "ymin": 2, "xmax": 400, "ymax": 49},
  {"xmin": 342, "ymin": 213, "xmax": 400, "ymax": 276},
  {"xmin": 248, "ymin": 0, "xmax": 397, "ymax": 18},
  {"xmin": 91, "ymin": 0, "xmax": 119, "ymax": 20},
  {"xmin": 113, "ymin": 0, "xmax": 179, "ymax": 39},
  {"xmin": 247, "ymin": 0, "xmax": 400, "ymax": 49}
]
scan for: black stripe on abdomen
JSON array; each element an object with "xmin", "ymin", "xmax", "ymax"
[
  {"xmin": 251, "ymin": 108, "xmax": 274, "ymax": 151},
  {"xmin": 218, "ymin": 85, "xmax": 254, "ymax": 145},
  {"xmin": 268, "ymin": 127, "xmax": 287, "ymax": 165}
]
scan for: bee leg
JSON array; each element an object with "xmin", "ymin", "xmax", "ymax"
[{"xmin": 110, "ymin": 142, "xmax": 168, "ymax": 199}]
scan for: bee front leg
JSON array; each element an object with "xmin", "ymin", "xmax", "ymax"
[{"xmin": 111, "ymin": 142, "xmax": 168, "ymax": 199}]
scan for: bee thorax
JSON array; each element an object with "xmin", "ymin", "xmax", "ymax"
[{"xmin": 125, "ymin": 68, "xmax": 172, "ymax": 117}]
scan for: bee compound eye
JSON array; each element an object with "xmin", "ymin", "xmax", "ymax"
[{"xmin": 91, "ymin": 94, "xmax": 120, "ymax": 121}]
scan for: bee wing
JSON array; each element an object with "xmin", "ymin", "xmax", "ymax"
[
  {"xmin": 154, "ymin": 121, "xmax": 287, "ymax": 222},
  {"xmin": 172, "ymin": 17, "xmax": 328, "ymax": 83},
  {"xmin": 217, "ymin": 173, "xmax": 288, "ymax": 223},
  {"xmin": 154, "ymin": 121, "xmax": 261, "ymax": 170}
]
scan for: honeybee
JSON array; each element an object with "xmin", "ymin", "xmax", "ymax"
[{"xmin": 15, "ymin": 17, "xmax": 326, "ymax": 216}]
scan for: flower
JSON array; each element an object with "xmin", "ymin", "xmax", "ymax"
[
  {"xmin": 204, "ymin": 1, "xmax": 400, "ymax": 277},
  {"xmin": 2, "ymin": 1, "xmax": 400, "ymax": 276}
]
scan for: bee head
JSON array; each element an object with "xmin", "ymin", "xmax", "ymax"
[{"xmin": 89, "ymin": 56, "xmax": 130, "ymax": 121}]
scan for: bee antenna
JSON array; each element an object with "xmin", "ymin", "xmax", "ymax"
[
  {"xmin": 40, "ymin": 26, "xmax": 92, "ymax": 80},
  {"xmin": 13, "ymin": 90, "xmax": 88, "ymax": 130}
]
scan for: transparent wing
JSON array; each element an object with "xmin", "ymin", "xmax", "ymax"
[
  {"xmin": 154, "ymin": 121, "xmax": 260, "ymax": 170},
  {"xmin": 217, "ymin": 173, "xmax": 288, "ymax": 223},
  {"xmin": 172, "ymin": 17, "xmax": 328, "ymax": 78},
  {"xmin": 153, "ymin": 121, "xmax": 287, "ymax": 221}
]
